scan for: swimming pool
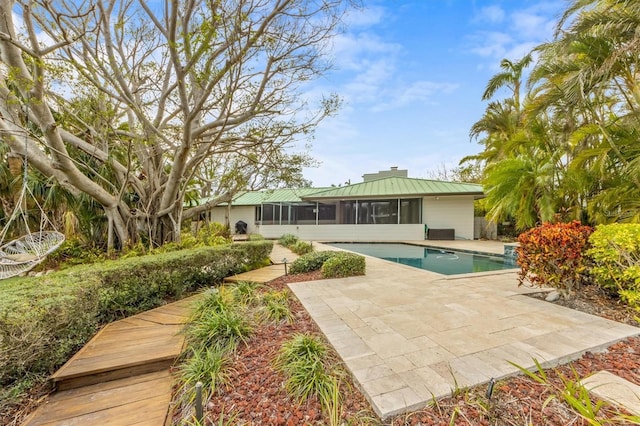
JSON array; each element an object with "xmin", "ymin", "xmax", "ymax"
[{"xmin": 327, "ymin": 243, "xmax": 516, "ymax": 275}]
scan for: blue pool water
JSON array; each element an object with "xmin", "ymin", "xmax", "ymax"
[{"xmin": 327, "ymin": 243, "xmax": 516, "ymax": 275}]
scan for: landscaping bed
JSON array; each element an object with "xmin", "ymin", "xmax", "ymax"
[{"xmin": 191, "ymin": 273, "xmax": 640, "ymax": 425}]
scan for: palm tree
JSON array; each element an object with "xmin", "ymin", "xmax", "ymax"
[
  {"xmin": 529, "ymin": 0, "xmax": 640, "ymax": 223},
  {"xmin": 482, "ymin": 54, "xmax": 533, "ymax": 111}
]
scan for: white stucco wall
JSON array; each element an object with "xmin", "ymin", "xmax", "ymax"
[
  {"xmin": 209, "ymin": 205, "xmax": 257, "ymax": 234},
  {"xmin": 422, "ymin": 195, "xmax": 475, "ymax": 240},
  {"xmin": 256, "ymin": 224, "xmax": 424, "ymax": 241}
]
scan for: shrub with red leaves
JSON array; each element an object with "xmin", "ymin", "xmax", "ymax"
[{"xmin": 516, "ymin": 221, "xmax": 593, "ymax": 297}]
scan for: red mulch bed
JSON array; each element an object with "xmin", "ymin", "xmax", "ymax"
[
  {"xmin": 198, "ymin": 271, "xmax": 376, "ymax": 425},
  {"xmin": 184, "ymin": 275, "xmax": 640, "ymax": 425}
]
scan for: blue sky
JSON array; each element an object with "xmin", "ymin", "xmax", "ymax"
[{"xmin": 301, "ymin": 0, "xmax": 566, "ymax": 187}]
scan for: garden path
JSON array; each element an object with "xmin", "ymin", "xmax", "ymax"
[{"xmin": 21, "ymin": 244, "xmax": 295, "ymax": 426}]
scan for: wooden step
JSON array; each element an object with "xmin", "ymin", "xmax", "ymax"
[
  {"xmin": 22, "ymin": 370, "xmax": 174, "ymax": 426},
  {"xmin": 51, "ymin": 297, "xmax": 199, "ymax": 391},
  {"xmin": 224, "ymin": 264, "xmax": 287, "ymax": 283}
]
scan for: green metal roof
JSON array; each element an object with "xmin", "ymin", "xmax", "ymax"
[
  {"xmin": 209, "ymin": 177, "xmax": 483, "ymax": 206},
  {"xmin": 225, "ymin": 187, "xmax": 330, "ymax": 206},
  {"xmin": 303, "ymin": 177, "xmax": 484, "ymax": 199}
]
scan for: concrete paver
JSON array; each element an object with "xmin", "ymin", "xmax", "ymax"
[
  {"xmin": 289, "ymin": 242, "xmax": 640, "ymax": 420},
  {"xmin": 582, "ymin": 371, "xmax": 640, "ymax": 416}
]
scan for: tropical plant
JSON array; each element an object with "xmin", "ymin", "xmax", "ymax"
[
  {"xmin": 278, "ymin": 234, "xmax": 299, "ymax": 248},
  {"xmin": 261, "ymin": 290, "xmax": 294, "ymax": 324},
  {"xmin": 176, "ymin": 346, "xmax": 232, "ymax": 403},
  {"xmin": 516, "ymin": 221, "xmax": 593, "ymax": 298},
  {"xmin": 468, "ymin": 0, "xmax": 640, "ymax": 228},
  {"xmin": 186, "ymin": 308, "xmax": 253, "ymax": 350},
  {"xmin": 587, "ymin": 223, "xmax": 640, "ymax": 306},
  {"xmin": 275, "ymin": 334, "xmax": 335, "ymax": 399},
  {"xmin": 289, "ymin": 241, "xmax": 313, "ymax": 255}
]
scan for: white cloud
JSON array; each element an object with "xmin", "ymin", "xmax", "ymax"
[
  {"xmin": 469, "ymin": 31, "xmax": 512, "ymax": 58},
  {"xmin": 473, "ymin": 5, "xmax": 505, "ymax": 24},
  {"xmin": 372, "ymin": 81, "xmax": 460, "ymax": 112},
  {"xmin": 331, "ymin": 32, "xmax": 402, "ymax": 71},
  {"xmin": 467, "ymin": 2, "xmax": 562, "ymax": 63},
  {"xmin": 326, "ymin": 5, "xmax": 460, "ymax": 113},
  {"xmin": 342, "ymin": 5, "xmax": 386, "ymax": 28},
  {"xmin": 510, "ymin": 11, "xmax": 551, "ymax": 39}
]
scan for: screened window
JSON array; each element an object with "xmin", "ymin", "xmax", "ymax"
[
  {"xmin": 317, "ymin": 202, "xmax": 337, "ymax": 224},
  {"xmin": 358, "ymin": 200, "xmax": 398, "ymax": 224},
  {"xmin": 340, "ymin": 201, "xmax": 357, "ymax": 224},
  {"xmin": 289, "ymin": 202, "xmax": 316, "ymax": 224},
  {"xmin": 400, "ymin": 199, "xmax": 421, "ymax": 224},
  {"xmin": 261, "ymin": 203, "xmax": 280, "ymax": 225}
]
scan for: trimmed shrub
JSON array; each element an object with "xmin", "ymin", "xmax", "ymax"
[
  {"xmin": 96, "ymin": 241, "xmax": 272, "ymax": 322},
  {"xmin": 289, "ymin": 251, "xmax": 338, "ymax": 274},
  {"xmin": 0, "ymin": 240, "xmax": 272, "ymax": 410},
  {"xmin": 278, "ymin": 233, "xmax": 299, "ymax": 247},
  {"xmin": 587, "ymin": 223, "xmax": 640, "ymax": 306},
  {"xmin": 321, "ymin": 252, "xmax": 366, "ymax": 278},
  {"xmin": 516, "ymin": 221, "xmax": 593, "ymax": 298},
  {"xmin": 291, "ymin": 240, "xmax": 313, "ymax": 255}
]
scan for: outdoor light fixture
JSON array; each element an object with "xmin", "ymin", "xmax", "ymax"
[
  {"xmin": 486, "ymin": 377, "xmax": 495, "ymax": 399},
  {"xmin": 282, "ymin": 258, "xmax": 288, "ymax": 275}
]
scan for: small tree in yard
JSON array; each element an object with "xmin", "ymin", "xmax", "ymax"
[{"xmin": 516, "ymin": 221, "xmax": 593, "ymax": 298}]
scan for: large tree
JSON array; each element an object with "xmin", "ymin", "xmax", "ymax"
[
  {"xmin": 0, "ymin": 0, "xmax": 346, "ymax": 248},
  {"xmin": 468, "ymin": 0, "xmax": 640, "ymax": 229}
]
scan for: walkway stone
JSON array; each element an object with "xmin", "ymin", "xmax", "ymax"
[
  {"xmin": 289, "ymin": 242, "xmax": 640, "ymax": 420},
  {"xmin": 582, "ymin": 371, "xmax": 640, "ymax": 416}
]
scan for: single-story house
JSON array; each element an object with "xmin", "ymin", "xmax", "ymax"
[{"xmin": 206, "ymin": 168, "xmax": 484, "ymax": 241}]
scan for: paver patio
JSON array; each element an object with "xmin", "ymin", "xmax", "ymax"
[{"xmin": 289, "ymin": 242, "xmax": 640, "ymax": 420}]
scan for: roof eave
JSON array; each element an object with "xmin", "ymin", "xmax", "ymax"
[{"xmin": 302, "ymin": 192, "xmax": 484, "ymax": 201}]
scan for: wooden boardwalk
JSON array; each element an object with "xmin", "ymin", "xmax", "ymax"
[
  {"xmin": 22, "ymin": 371, "xmax": 174, "ymax": 426},
  {"xmin": 22, "ymin": 244, "xmax": 298, "ymax": 425},
  {"xmin": 225, "ymin": 243, "xmax": 299, "ymax": 284},
  {"xmin": 22, "ymin": 297, "xmax": 199, "ymax": 426}
]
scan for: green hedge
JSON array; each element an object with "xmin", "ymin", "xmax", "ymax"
[
  {"xmin": 587, "ymin": 223, "xmax": 640, "ymax": 306},
  {"xmin": 0, "ymin": 240, "xmax": 272, "ymax": 409},
  {"xmin": 321, "ymin": 252, "xmax": 366, "ymax": 278},
  {"xmin": 289, "ymin": 251, "xmax": 338, "ymax": 274}
]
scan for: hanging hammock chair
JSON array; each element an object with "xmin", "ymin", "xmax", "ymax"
[{"xmin": 0, "ymin": 131, "xmax": 65, "ymax": 280}]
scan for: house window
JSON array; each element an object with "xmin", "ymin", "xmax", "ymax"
[
  {"xmin": 317, "ymin": 202, "xmax": 337, "ymax": 224},
  {"xmin": 290, "ymin": 202, "xmax": 316, "ymax": 224},
  {"xmin": 340, "ymin": 201, "xmax": 357, "ymax": 224},
  {"xmin": 261, "ymin": 203, "xmax": 280, "ymax": 225},
  {"xmin": 358, "ymin": 199, "xmax": 398, "ymax": 224},
  {"xmin": 400, "ymin": 199, "xmax": 421, "ymax": 224}
]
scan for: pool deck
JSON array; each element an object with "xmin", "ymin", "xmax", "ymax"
[{"xmin": 289, "ymin": 241, "xmax": 640, "ymax": 420}]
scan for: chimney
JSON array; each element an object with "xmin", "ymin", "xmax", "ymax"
[{"xmin": 362, "ymin": 166, "xmax": 408, "ymax": 182}]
